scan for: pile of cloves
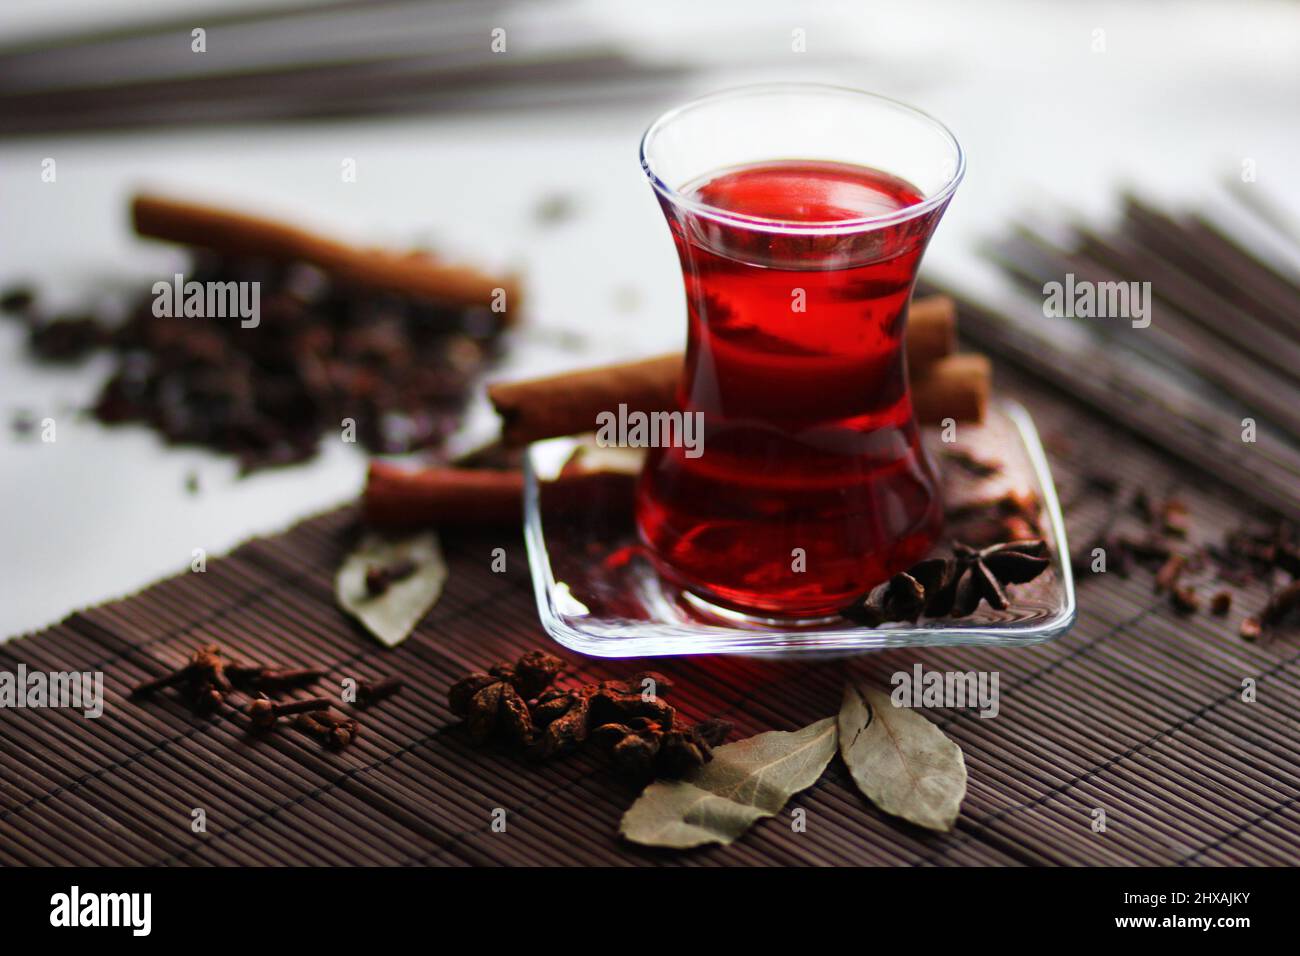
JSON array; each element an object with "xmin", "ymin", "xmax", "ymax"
[
  {"xmin": 447, "ymin": 650, "xmax": 733, "ymax": 781},
  {"xmin": 1, "ymin": 247, "xmax": 504, "ymax": 473},
  {"xmin": 131, "ymin": 643, "xmax": 402, "ymax": 749}
]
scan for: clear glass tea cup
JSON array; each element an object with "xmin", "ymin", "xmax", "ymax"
[{"xmin": 635, "ymin": 84, "xmax": 965, "ymax": 619}]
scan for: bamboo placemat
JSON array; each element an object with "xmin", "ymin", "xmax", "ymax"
[{"xmin": 2, "ymin": 371, "xmax": 1298, "ymax": 866}]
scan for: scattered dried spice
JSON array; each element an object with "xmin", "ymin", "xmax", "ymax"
[
  {"xmin": 592, "ymin": 717, "xmax": 732, "ymax": 780},
  {"xmin": 448, "ymin": 650, "xmax": 732, "ymax": 781},
  {"xmin": 1170, "ymin": 585, "xmax": 1200, "ymax": 615},
  {"xmin": 131, "ymin": 644, "xmax": 396, "ymax": 750},
  {"xmin": 843, "ymin": 539, "xmax": 1050, "ymax": 625},
  {"xmin": 947, "ymin": 488, "xmax": 1037, "ymax": 524},
  {"xmin": 947, "ymin": 486, "xmax": 1042, "ymax": 549},
  {"xmin": 247, "ymin": 696, "xmax": 331, "ymax": 730},
  {"xmin": 948, "ymin": 540, "xmax": 1051, "ymax": 614},
  {"xmin": 295, "ymin": 710, "xmax": 359, "ymax": 749},
  {"xmin": 1064, "ymin": 477, "xmax": 1299, "ymax": 643},
  {"xmin": 1154, "ymin": 553, "xmax": 1186, "ymax": 594},
  {"xmin": 21, "ymin": 252, "xmax": 504, "ymax": 472},
  {"xmin": 530, "ymin": 685, "xmax": 596, "ymax": 757},
  {"xmin": 131, "ymin": 643, "xmax": 233, "ymax": 713},
  {"xmin": 448, "ymin": 650, "xmax": 565, "ymax": 746},
  {"xmin": 0, "ymin": 284, "xmax": 35, "ymax": 314},
  {"xmin": 500, "ymin": 649, "xmax": 566, "ymax": 698},
  {"xmin": 228, "ymin": 664, "xmax": 327, "ymax": 692},
  {"xmin": 1260, "ymin": 580, "xmax": 1300, "ymax": 630},
  {"xmin": 1000, "ymin": 515, "xmax": 1038, "ymax": 542},
  {"xmin": 364, "ymin": 558, "xmax": 417, "ymax": 597},
  {"xmin": 1161, "ymin": 498, "xmax": 1190, "ymax": 538},
  {"xmin": 29, "ymin": 314, "xmax": 110, "ymax": 361},
  {"xmin": 1219, "ymin": 520, "xmax": 1300, "ymax": 581},
  {"xmin": 356, "ymin": 676, "xmax": 404, "ymax": 706},
  {"xmin": 940, "ymin": 447, "xmax": 1002, "ymax": 478},
  {"xmin": 842, "ymin": 571, "xmax": 926, "ymax": 626},
  {"xmin": 1121, "ymin": 534, "xmax": 1173, "ymax": 566},
  {"xmin": 336, "ymin": 531, "xmax": 447, "ymax": 647}
]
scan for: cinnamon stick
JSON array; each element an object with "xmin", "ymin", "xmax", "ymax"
[
  {"xmin": 489, "ymin": 309, "xmax": 984, "ymax": 446},
  {"xmin": 909, "ymin": 354, "xmax": 991, "ymax": 425},
  {"xmin": 364, "ymin": 458, "xmax": 642, "ymax": 529},
  {"xmin": 364, "ymin": 463, "xmax": 524, "ymax": 528},
  {"xmin": 491, "ymin": 354, "xmax": 684, "ymax": 447},
  {"xmin": 132, "ymin": 193, "xmax": 521, "ymax": 314},
  {"xmin": 367, "ymin": 352, "xmax": 992, "ymax": 529}
]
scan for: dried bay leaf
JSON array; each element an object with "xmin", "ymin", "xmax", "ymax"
[
  {"xmin": 335, "ymin": 530, "xmax": 447, "ymax": 647},
  {"xmin": 838, "ymin": 683, "xmax": 966, "ymax": 832},
  {"xmin": 619, "ymin": 717, "xmax": 837, "ymax": 849}
]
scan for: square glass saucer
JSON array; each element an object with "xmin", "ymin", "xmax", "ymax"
[{"xmin": 522, "ymin": 401, "xmax": 1075, "ymax": 658}]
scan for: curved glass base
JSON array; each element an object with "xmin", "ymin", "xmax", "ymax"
[
  {"xmin": 678, "ymin": 590, "xmax": 842, "ymax": 629},
  {"xmin": 523, "ymin": 401, "xmax": 1076, "ymax": 658}
]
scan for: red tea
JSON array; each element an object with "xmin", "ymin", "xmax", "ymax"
[{"xmin": 636, "ymin": 160, "xmax": 946, "ymax": 616}]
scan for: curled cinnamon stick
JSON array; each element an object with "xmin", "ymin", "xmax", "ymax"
[
  {"xmin": 364, "ymin": 458, "xmax": 641, "ymax": 529},
  {"xmin": 489, "ymin": 300, "xmax": 983, "ymax": 446},
  {"xmin": 490, "ymin": 354, "xmax": 683, "ymax": 447},
  {"xmin": 132, "ymin": 193, "xmax": 521, "ymax": 314},
  {"xmin": 367, "ymin": 352, "xmax": 994, "ymax": 531},
  {"xmin": 364, "ymin": 463, "xmax": 523, "ymax": 528}
]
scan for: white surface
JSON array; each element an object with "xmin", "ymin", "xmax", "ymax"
[{"xmin": 2, "ymin": 0, "xmax": 1298, "ymax": 637}]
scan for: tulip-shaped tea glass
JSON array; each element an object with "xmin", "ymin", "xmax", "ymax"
[{"xmin": 636, "ymin": 84, "xmax": 965, "ymax": 621}]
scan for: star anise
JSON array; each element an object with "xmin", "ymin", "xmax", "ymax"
[
  {"xmin": 590, "ymin": 716, "xmax": 732, "ymax": 780},
  {"xmin": 842, "ymin": 539, "xmax": 1050, "ymax": 624},
  {"xmin": 447, "ymin": 650, "xmax": 565, "ymax": 746},
  {"xmin": 842, "ymin": 571, "xmax": 927, "ymax": 626},
  {"xmin": 448, "ymin": 653, "xmax": 738, "ymax": 781},
  {"xmin": 529, "ymin": 671, "xmax": 674, "ymax": 759},
  {"xmin": 946, "ymin": 539, "xmax": 1050, "ymax": 616},
  {"xmin": 530, "ymin": 684, "xmax": 596, "ymax": 757}
]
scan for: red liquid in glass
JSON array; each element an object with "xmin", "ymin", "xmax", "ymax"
[{"xmin": 636, "ymin": 160, "xmax": 945, "ymax": 617}]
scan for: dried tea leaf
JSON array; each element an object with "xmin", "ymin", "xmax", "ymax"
[
  {"xmin": 335, "ymin": 531, "xmax": 447, "ymax": 647},
  {"xmin": 839, "ymin": 683, "xmax": 966, "ymax": 832},
  {"xmin": 619, "ymin": 717, "xmax": 837, "ymax": 849}
]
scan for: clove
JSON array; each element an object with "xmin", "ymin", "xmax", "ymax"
[
  {"xmin": 357, "ymin": 676, "xmax": 404, "ymax": 706},
  {"xmin": 364, "ymin": 559, "xmax": 418, "ymax": 597},
  {"xmin": 247, "ymin": 696, "xmax": 332, "ymax": 730},
  {"xmin": 295, "ymin": 710, "xmax": 359, "ymax": 749}
]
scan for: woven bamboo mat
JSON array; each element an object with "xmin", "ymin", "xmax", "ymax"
[{"xmin": 2, "ymin": 371, "xmax": 1298, "ymax": 867}]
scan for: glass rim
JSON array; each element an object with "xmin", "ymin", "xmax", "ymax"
[{"xmin": 639, "ymin": 82, "xmax": 966, "ymax": 235}]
